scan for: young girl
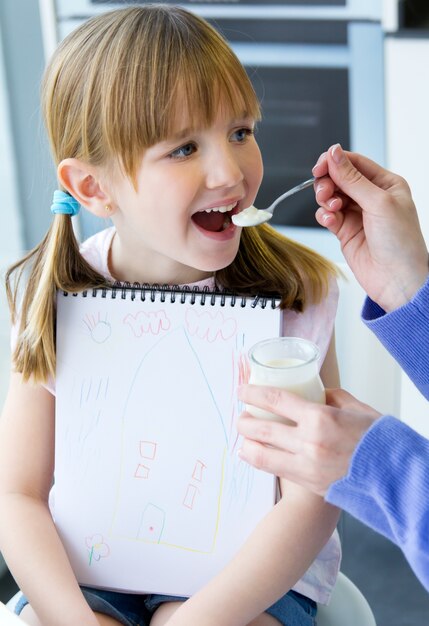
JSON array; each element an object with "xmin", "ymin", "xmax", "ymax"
[{"xmin": 0, "ymin": 6, "xmax": 341, "ymax": 626}]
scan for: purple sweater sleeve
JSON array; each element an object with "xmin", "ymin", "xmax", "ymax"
[
  {"xmin": 326, "ymin": 416, "xmax": 429, "ymax": 590},
  {"xmin": 325, "ymin": 277, "xmax": 429, "ymax": 590},
  {"xmin": 361, "ymin": 277, "xmax": 429, "ymax": 399}
]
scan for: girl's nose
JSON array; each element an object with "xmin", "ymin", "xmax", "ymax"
[{"xmin": 205, "ymin": 146, "xmax": 244, "ymax": 190}]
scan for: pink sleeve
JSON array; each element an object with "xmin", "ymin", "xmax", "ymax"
[{"xmin": 281, "ymin": 276, "xmax": 339, "ymax": 367}]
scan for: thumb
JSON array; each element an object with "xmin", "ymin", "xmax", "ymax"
[{"xmin": 326, "ymin": 144, "xmax": 385, "ymax": 211}]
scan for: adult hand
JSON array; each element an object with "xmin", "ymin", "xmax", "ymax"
[
  {"xmin": 313, "ymin": 144, "xmax": 428, "ymax": 312},
  {"xmin": 237, "ymin": 384, "xmax": 380, "ymax": 496}
]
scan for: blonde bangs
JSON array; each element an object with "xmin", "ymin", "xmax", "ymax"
[{"xmin": 162, "ymin": 50, "xmax": 261, "ymax": 138}]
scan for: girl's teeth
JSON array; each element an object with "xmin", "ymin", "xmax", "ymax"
[{"xmin": 203, "ymin": 203, "xmax": 235, "ymax": 214}]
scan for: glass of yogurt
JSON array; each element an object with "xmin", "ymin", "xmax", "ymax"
[{"xmin": 246, "ymin": 337, "xmax": 325, "ymax": 422}]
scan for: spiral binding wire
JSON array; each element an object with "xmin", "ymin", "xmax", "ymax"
[{"xmin": 64, "ymin": 283, "xmax": 279, "ymax": 309}]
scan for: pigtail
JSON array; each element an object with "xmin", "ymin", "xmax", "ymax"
[{"xmin": 6, "ymin": 214, "xmax": 107, "ymax": 383}]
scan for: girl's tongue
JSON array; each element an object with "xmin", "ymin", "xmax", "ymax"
[{"xmin": 192, "ymin": 210, "xmax": 231, "ymax": 232}]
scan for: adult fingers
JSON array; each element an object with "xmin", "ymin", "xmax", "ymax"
[
  {"xmin": 315, "ymin": 207, "xmax": 344, "ymax": 234},
  {"xmin": 314, "ymin": 175, "xmax": 336, "ymax": 204},
  {"xmin": 314, "ymin": 177, "xmax": 348, "ymax": 219},
  {"xmin": 237, "ymin": 384, "xmax": 312, "ymax": 424},
  {"xmin": 314, "ymin": 144, "xmax": 392, "ymax": 212},
  {"xmin": 238, "ymin": 437, "xmax": 301, "ymax": 479},
  {"xmin": 314, "ymin": 175, "xmax": 352, "ymax": 209},
  {"xmin": 237, "ymin": 414, "xmax": 300, "ymax": 453},
  {"xmin": 314, "ymin": 145, "xmax": 394, "ymax": 188},
  {"xmin": 238, "ymin": 437, "xmax": 330, "ymax": 495}
]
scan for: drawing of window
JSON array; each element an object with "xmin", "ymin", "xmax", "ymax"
[
  {"xmin": 134, "ymin": 464, "xmax": 150, "ymax": 479},
  {"xmin": 140, "ymin": 441, "xmax": 157, "ymax": 459},
  {"xmin": 183, "ymin": 484, "xmax": 199, "ymax": 510},
  {"xmin": 192, "ymin": 460, "xmax": 206, "ymax": 482}
]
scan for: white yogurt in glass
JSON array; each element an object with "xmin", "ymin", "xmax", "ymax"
[{"xmin": 247, "ymin": 337, "xmax": 325, "ymax": 423}]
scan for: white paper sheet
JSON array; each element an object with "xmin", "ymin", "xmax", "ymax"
[{"xmin": 54, "ymin": 288, "xmax": 280, "ymax": 596}]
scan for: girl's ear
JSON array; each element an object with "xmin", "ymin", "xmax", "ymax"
[{"xmin": 57, "ymin": 158, "xmax": 115, "ymax": 218}]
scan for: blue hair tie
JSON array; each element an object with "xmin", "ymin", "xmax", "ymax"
[{"xmin": 51, "ymin": 190, "xmax": 81, "ymax": 216}]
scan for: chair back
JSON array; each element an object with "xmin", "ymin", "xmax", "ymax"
[{"xmin": 317, "ymin": 571, "xmax": 377, "ymax": 626}]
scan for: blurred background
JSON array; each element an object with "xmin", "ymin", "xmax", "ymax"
[{"xmin": 1, "ymin": 1, "xmax": 429, "ymax": 623}]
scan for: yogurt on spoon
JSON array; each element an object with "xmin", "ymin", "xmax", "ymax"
[
  {"xmin": 232, "ymin": 177, "xmax": 316, "ymax": 228},
  {"xmin": 232, "ymin": 205, "xmax": 273, "ymax": 227}
]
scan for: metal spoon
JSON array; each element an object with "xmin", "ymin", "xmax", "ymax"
[{"xmin": 232, "ymin": 176, "xmax": 316, "ymax": 227}]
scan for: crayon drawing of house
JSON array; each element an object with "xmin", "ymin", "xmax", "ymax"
[{"xmin": 110, "ymin": 326, "xmax": 228, "ymax": 554}]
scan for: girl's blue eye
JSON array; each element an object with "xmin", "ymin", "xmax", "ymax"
[
  {"xmin": 170, "ymin": 143, "xmax": 196, "ymax": 159},
  {"xmin": 231, "ymin": 127, "xmax": 254, "ymax": 143}
]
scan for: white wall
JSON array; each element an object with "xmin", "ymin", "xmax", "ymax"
[
  {"xmin": 335, "ymin": 265, "xmax": 399, "ymax": 416},
  {"xmin": 385, "ymin": 37, "xmax": 429, "ymax": 436},
  {"xmin": 385, "ymin": 38, "xmax": 429, "ymax": 248}
]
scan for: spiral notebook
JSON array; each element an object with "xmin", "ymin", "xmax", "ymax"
[{"xmin": 54, "ymin": 285, "xmax": 281, "ymax": 596}]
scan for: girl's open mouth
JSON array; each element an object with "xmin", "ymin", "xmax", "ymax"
[{"xmin": 191, "ymin": 202, "xmax": 239, "ymax": 233}]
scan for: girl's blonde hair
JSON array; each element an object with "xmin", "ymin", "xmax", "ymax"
[{"xmin": 6, "ymin": 4, "xmax": 337, "ymax": 383}]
